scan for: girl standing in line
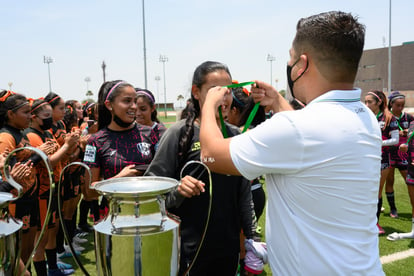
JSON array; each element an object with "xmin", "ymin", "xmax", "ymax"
[
  {"xmin": 83, "ymin": 80, "xmax": 159, "ymax": 209},
  {"xmin": 135, "ymin": 88, "xmax": 167, "ymax": 142},
  {"xmin": 385, "ymin": 91, "xmax": 414, "ymax": 218},
  {"xmin": 25, "ymin": 98, "xmax": 79, "ymax": 276},
  {"xmin": 0, "ymin": 91, "xmax": 43, "ymax": 272},
  {"xmin": 145, "ymin": 61, "xmax": 257, "ymax": 276},
  {"xmin": 365, "ymin": 90, "xmax": 399, "ymax": 235}
]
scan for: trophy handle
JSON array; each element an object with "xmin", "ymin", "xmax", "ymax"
[
  {"xmin": 4, "ymin": 146, "xmax": 55, "ymax": 276},
  {"xmin": 57, "ymin": 161, "xmax": 91, "ymax": 276}
]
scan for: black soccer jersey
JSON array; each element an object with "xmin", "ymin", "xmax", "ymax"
[{"xmin": 83, "ymin": 124, "xmax": 158, "ymax": 179}]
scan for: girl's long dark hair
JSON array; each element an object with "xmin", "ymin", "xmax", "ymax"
[
  {"xmin": 97, "ymin": 80, "xmax": 133, "ymax": 130},
  {"xmin": 0, "ymin": 90, "xmax": 28, "ymax": 129},
  {"xmin": 231, "ymin": 87, "xmax": 266, "ymax": 128},
  {"xmin": 177, "ymin": 61, "xmax": 231, "ymax": 164},
  {"xmin": 44, "ymin": 92, "xmax": 62, "ymax": 108},
  {"xmin": 136, "ymin": 88, "xmax": 160, "ymax": 123}
]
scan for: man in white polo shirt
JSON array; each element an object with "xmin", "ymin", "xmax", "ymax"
[{"xmin": 199, "ymin": 11, "xmax": 384, "ymax": 275}]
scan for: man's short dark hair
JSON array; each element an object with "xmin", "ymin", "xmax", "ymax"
[{"xmin": 293, "ymin": 11, "xmax": 365, "ymax": 83}]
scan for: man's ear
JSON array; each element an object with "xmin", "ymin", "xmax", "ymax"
[
  {"xmin": 296, "ymin": 54, "xmax": 309, "ymax": 76},
  {"xmin": 191, "ymin": 85, "xmax": 200, "ymax": 100}
]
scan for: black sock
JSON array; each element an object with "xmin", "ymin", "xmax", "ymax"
[
  {"xmin": 92, "ymin": 199, "xmax": 100, "ymax": 222},
  {"xmin": 386, "ymin": 192, "xmax": 397, "ymax": 211},
  {"xmin": 33, "ymin": 260, "xmax": 47, "ymax": 276},
  {"xmin": 79, "ymin": 200, "xmax": 90, "ymax": 226},
  {"xmin": 377, "ymin": 197, "xmax": 383, "ymax": 221},
  {"xmin": 64, "ymin": 219, "xmax": 74, "ymax": 244},
  {"xmin": 46, "ymin": 248, "xmax": 58, "ymax": 270},
  {"xmin": 72, "ymin": 207, "xmax": 78, "ymax": 233},
  {"xmin": 56, "ymin": 224, "xmax": 65, "ymax": 253}
]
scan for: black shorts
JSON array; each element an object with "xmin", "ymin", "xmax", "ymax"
[
  {"xmin": 37, "ymin": 192, "xmax": 58, "ymax": 230},
  {"xmin": 389, "ymin": 147, "xmax": 409, "ymax": 170},
  {"xmin": 9, "ymin": 198, "xmax": 39, "ymax": 233},
  {"xmin": 61, "ymin": 167, "xmax": 83, "ymax": 200},
  {"xmin": 381, "ymin": 151, "xmax": 390, "ymax": 170}
]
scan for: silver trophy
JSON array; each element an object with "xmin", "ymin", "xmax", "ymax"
[
  {"xmin": 0, "ymin": 188, "xmax": 22, "ymax": 276},
  {"xmin": 1, "ymin": 147, "xmax": 54, "ymax": 276},
  {"xmin": 57, "ymin": 169, "xmax": 181, "ymax": 276},
  {"xmin": 92, "ymin": 176, "xmax": 180, "ymax": 276}
]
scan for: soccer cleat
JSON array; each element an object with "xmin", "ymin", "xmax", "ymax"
[
  {"xmin": 57, "ymin": 260, "xmax": 73, "ymax": 270},
  {"xmin": 73, "ymin": 235, "xmax": 88, "ymax": 244},
  {"xmin": 390, "ymin": 209, "xmax": 399, "ymax": 218},
  {"xmin": 377, "ymin": 223, "xmax": 385, "ymax": 235},
  {"xmin": 77, "ymin": 223, "xmax": 94, "ymax": 233},
  {"xmin": 48, "ymin": 268, "xmax": 75, "ymax": 276},
  {"xmin": 57, "ymin": 247, "xmax": 81, "ymax": 259}
]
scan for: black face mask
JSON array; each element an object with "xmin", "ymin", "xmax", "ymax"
[
  {"xmin": 286, "ymin": 57, "xmax": 308, "ymax": 101},
  {"xmin": 40, "ymin": 117, "xmax": 53, "ymax": 130},
  {"xmin": 113, "ymin": 114, "xmax": 134, "ymax": 128}
]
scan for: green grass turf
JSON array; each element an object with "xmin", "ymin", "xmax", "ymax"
[
  {"xmin": 56, "ymin": 175, "xmax": 412, "ymax": 275},
  {"xmin": 31, "ymin": 116, "xmax": 414, "ymax": 275}
]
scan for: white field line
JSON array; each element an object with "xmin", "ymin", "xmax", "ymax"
[{"xmin": 380, "ymin": 248, "xmax": 414, "ymax": 264}]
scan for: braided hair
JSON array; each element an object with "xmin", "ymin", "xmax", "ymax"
[{"xmin": 178, "ymin": 61, "xmax": 231, "ymax": 162}]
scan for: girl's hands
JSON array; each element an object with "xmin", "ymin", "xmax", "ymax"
[
  {"xmin": 178, "ymin": 175, "xmax": 205, "ymax": 198},
  {"xmin": 399, "ymin": 143, "xmax": 408, "ymax": 153},
  {"xmin": 116, "ymin": 164, "xmax": 141, "ymax": 178}
]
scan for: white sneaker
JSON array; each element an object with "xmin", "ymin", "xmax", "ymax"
[
  {"xmin": 73, "ymin": 236, "xmax": 88, "ymax": 244},
  {"xmin": 57, "ymin": 247, "xmax": 81, "ymax": 259},
  {"xmin": 65, "ymin": 243, "xmax": 85, "ymax": 252}
]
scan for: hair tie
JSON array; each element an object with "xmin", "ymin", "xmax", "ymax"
[
  {"xmin": 48, "ymin": 95, "xmax": 61, "ymax": 104},
  {"xmin": 0, "ymin": 90, "xmax": 15, "ymax": 102},
  {"xmin": 367, "ymin": 91, "xmax": 382, "ymax": 102},
  {"xmin": 11, "ymin": 101, "xmax": 29, "ymax": 111},
  {"xmin": 31, "ymin": 101, "xmax": 48, "ymax": 114},
  {"xmin": 390, "ymin": 95, "xmax": 405, "ymax": 104},
  {"xmin": 66, "ymin": 105, "xmax": 74, "ymax": 113},
  {"xmin": 136, "ymin": 90, "xmax": 155, "ymax": 103},
  {"xmin": 232, "ymin": 92, "xmax": 245, "ymax": 107},
  {"xmin": 242, "ymin": 87, "xmax": 250, "ymax": 96},
  {"xmin": 105, "ymin": 81, "xmax": 125, "ymax": 101}
]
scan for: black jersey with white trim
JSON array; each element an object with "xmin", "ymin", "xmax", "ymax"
[{"xmin": 83, "ymin": 124, "xmax": 158, "ymax": 179}]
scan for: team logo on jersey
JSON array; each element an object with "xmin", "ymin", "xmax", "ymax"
[
  {"xmin": 84, "ymin": 145, "xmax": 96, "ymax": 162},
  {"xmin": 137, "ymin": 142, "xmax": 151, "ymax": 156},
  {"xmin": 191, "ymin": 142, "xmax": 200, "ymax": 152}
]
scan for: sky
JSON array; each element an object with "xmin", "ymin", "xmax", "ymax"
[{"xmin": 1, "ymin": 0, "xmax": 413, "ymax": 107}]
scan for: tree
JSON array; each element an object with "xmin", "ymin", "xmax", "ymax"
[{"xmin": 177, "ymin": 94, "xmax": 185, "ymax": 108}]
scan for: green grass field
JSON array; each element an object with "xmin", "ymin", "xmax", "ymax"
[
  {"xmin": 58, "ymin": 171, "xmax": 413, "ymax": 275},
  {"xmin": 32, "ymin": 116, "xmax": 414, "ymax": 275}
]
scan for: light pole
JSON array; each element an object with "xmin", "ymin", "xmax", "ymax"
[
  {"xmin": 102, "ymin": 61, "xmax": 106, "ymax": 83},
  {"xmin": 159, "ymin": 55, "xmax": 168, "ymax": 118},
  {"xmin": 267, "ymin": 54, "xmax": 276, "ymax": 87},
  {"xmin": 142, "ymin": 0, "xmax": 148, "ymax": 88},
  {"xmin": 85, "ymin": 77, "xmax": 91, "ymax": 94},
  {"xmin": 388, "ymin": 0, "xmax": 392, "ymax": 93},
  {"xmin": 155, "ymin": 76, "xmax": 161, "ymax": 107},
  {"xmin": 43, "ymin": 56, "xmax": 53, "ymax": 92}
]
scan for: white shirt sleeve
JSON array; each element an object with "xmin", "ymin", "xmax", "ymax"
[
  {"xmin": 229, "ymin": 113, "xmax": 305, "ymax": 180},
  {"xmin": 382, "ymin": 129, "xmax": 399, "ymax": 146}
]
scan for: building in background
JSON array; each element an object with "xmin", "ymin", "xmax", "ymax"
[{"xmin": 355, "ymin": 42, "xmax": 414, "ymax": 109}]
